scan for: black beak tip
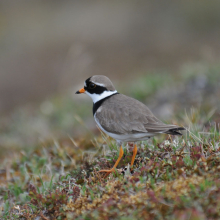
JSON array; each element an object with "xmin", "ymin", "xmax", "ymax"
[{"xmin": 75, "ymin": 91, "xmax": 80, "ymax": 94}]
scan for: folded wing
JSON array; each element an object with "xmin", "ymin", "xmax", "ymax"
[{"xmin": 95, "ymin": 94, "xmax": 184, "ymax": 135}]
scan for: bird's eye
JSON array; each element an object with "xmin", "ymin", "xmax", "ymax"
[{"xmin": 89, "ymin": 83, "xmax": 96, "ymax": 89}]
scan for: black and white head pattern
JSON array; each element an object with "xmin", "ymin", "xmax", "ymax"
[{"xmin": 84, "ymin": 75, "xmax": 118, "ymax": 103}]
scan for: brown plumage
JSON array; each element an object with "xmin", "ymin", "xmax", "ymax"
[{"xmin": 95, "ymin": 93, "xmax": 184, "ymax": 137}]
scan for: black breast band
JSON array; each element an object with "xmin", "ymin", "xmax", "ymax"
[{"xmin": 93, "ymin": 93, "xmax": 119, "ymax": 115}]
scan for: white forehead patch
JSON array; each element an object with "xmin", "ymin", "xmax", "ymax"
[{"xmin": 84, "ymin": 81, "xmax": 87, "ymax": 87}]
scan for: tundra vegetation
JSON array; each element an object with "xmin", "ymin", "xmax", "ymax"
[{"xmin": 0, "ymin": 63, "xmax": 220, "ymax": 219}]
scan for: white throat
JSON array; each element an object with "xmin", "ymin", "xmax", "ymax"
[{"xmin": 86, "ymin": 90, "xmax": 118, "ymax": 103}]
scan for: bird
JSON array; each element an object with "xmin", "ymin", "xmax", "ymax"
[{"xmin": 76, "ymin": 75, "xmax": 185, "ymax": 176}]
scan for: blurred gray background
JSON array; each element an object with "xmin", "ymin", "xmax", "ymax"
[{"xmin": 0, "ymin": 0, "xmax": 220, "ymax": 113}]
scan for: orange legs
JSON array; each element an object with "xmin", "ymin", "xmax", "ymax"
[
  {"xmin": 99, "ymin": 144, "xmax": 139, "ymax": 177},
  {"xmin": 98, "ymin": 146, "xmax": 124, "ymax": 177},
  {"xmin": 130, "ymin": 144, "xmax": 137, "ymax": 168}
]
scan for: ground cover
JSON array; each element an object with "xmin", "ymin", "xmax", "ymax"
[{"xmin": 0, "ymin": 62, "xmax": 220, "ymax": 219}]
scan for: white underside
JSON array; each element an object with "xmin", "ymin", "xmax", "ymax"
[
  {"xmin": 94, "ymin": 113, "xmax": 156, "ymax": 142},
  {"xmin": 85, "ymin": 90, "xmax": 118, "ymax": 103}
]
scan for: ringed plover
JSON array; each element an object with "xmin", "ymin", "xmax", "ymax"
[{"xmin": 76, "ymin": 75, "xmax": 184, "ymax": 176}]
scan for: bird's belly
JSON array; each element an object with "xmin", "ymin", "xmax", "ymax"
[
  {"xmin": 105, "ymin": 132, "xmax": 155, "ymax": 142},
  {"xmin": 94, "ymin": 115, "xmax": 155, "ymax": 142}
]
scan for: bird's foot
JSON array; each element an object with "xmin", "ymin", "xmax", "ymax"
[
  {"xmin": 98, "ymin": 146, "xmax": 124, "ymax": 178},
  {"xmin": 98, "ymin": 167, "xmax": 117, "ymax": 178}
]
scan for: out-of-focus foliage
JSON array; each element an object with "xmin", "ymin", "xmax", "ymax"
[
  {"xmin": 0, "ymin": 62, "xmax": 219, "ymax": 149},
  {"xmin": 0, "ymin": 0, "xmax": 220, "ymax": 113}
]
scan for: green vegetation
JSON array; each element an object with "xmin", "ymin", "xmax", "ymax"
[{"xmin": 0, "ymin": 62, "xmax": 220, "ymax": 219}]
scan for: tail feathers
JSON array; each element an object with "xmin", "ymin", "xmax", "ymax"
[{"xmin": 165, "ymin": 127, "xmax": 185, "ymax": 136}]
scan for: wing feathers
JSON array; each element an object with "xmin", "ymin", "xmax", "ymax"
[{"xmin": 95, "ymin": 94, "xmax": 184, "ymax": 136}]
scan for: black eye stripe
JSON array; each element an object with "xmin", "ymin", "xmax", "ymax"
[
  {"xmin": 88, "ymin": 86, "xmax": 107, "ymax": 94},
  {"xmin": 89, "ymin": 83, "xmax": 96, "ymax": 89},
  {"xmin": 84, "ymin": 77, "xmax": 108, "ymax": 94},
  {"xmin": 85, "ymin": 77, "xmax": 92, "ymax": 87}
]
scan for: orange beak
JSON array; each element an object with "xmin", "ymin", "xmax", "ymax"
[{"xmin": 75, "ymin": 88, "xmax": 85, "ymax": 94}]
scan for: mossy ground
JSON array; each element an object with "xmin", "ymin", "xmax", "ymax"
[{"xmin": 0, "ymin": 62, "xmax": 220, "ymax": 219}]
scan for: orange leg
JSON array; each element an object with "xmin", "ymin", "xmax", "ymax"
[
  {"xmin": 130, "ymin": 144, "xmax": 137, "ymax": 168},
  {"xmin": 99, "ymin": 146, "xmax": 124, "ymax": 177}
]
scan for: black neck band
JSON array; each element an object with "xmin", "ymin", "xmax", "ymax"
[{"xmin": 93, "ymin": 93, "xmax": 119, "ymax": 115}]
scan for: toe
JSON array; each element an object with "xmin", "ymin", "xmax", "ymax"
[{"xmin": 98, "ymin": 168, "xmax": 115, "ymax": 173}]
